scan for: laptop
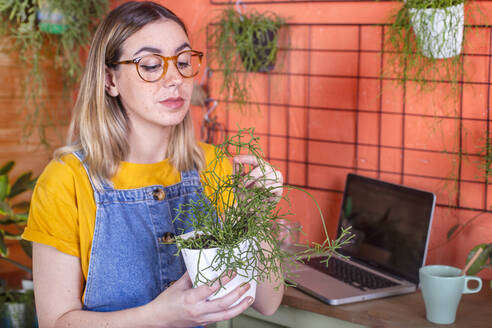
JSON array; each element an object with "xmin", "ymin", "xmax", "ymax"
[{"xmin": 285, "ymin": 173, "xmax": 436, "ymax": 305}]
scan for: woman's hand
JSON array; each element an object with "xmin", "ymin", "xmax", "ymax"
[
  {"xmin": 146, "ymin": 271, "xmax": 253, "ymax": 327},
  {"xmin": 233, "ymin": 155, "xmax": 283, "ymax": 202}
]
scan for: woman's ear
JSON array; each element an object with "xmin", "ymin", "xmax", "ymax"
[{"xmin": 105, "ymin": 66, "xmax": 119, "ymax": 97}]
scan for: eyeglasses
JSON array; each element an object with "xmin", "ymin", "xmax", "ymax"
[{"xmin": 113, "ymin": 50, "xmax": 203, "ymax": 82}]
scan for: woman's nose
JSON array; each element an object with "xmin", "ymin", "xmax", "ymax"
[{"xmin": 162, "ymin": 61, "xmax": 184, "ymax": 87}]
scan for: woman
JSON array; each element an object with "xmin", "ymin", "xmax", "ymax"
[{"xmin": 22, "ymin": 2, "xmax": 284, "ymax": 327}]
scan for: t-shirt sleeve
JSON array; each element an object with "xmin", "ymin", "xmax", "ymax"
[
  {"xmin": 22, "ymin": 159, "xmax": 80, "ymax": 257},
  {"xmin": 200, "ymin": 143, "xmax": 234, "ymax": 213}
]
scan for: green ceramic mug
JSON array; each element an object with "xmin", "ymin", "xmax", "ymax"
[{"xmin": 419, "ymin": 265, "xmax": 482, "ymax": 324}]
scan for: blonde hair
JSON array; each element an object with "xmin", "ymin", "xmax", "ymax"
[{"xmin": 55, "ymin": 1, "xmax": 204, "ymax": 190}]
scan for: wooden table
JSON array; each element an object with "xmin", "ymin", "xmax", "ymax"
[{"xmin": 281, "ymin": 283, "xmax": 492, "ymax": 328}]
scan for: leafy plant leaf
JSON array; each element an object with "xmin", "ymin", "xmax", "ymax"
[
  {"xmin": 0, "ymin": 233, "xmax": 7, "ymax": 257},
  {"xmin": 466, "ymin": 244, "xmax": 492, "ymax": 275},
  {"xmin": 14, "ymin": 212, "xmax": 28, "ymax": 222},
  {"xmin": 20, "ymin": 239, "xmax": 32, "ymax": 258},
  {"xmin": 8, "ymin": 171, "xmax": 33, "ymax": 198},
  {"xmin": 0, "ymin": 217, "xmax": 18, "ymax": 225},
  {"xmin": 0, "ymin": 161, "xmax": 14, "ymax": 175},
  {"xmin": 3, "ymin": 231, "xmax": 22, "ymax": 239},
  {"xmin": 0, "ymin": 175, "xmax": 9, "ymax": 201},
  {"xmin": 0, "ymin": 201, "xmax": 11, "ymax": 216},
  {"xmin": 446, "ymin": 224, "xmax": 461, "ymax": 240}
]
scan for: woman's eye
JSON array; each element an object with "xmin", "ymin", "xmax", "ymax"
[
  {"xmin": 178, "ymin": 61, "xmax": 190, "ymax": 69},
  {"xmin": 140, "ymin": 64, "xmax": 161, "ymax": 72}
]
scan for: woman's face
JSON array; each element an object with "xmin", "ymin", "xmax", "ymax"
[{"xmin": 106, "ymin": 19, "xmax": 194, "ymax": 132}]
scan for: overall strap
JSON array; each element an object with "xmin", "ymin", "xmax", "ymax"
[
  {"xmin": 180, "ymin": 170, "xmax": 200, "ymax": 181},
  {"xmin": 72, "ymin": 151, "xmax": 113, "ymax": 194}
]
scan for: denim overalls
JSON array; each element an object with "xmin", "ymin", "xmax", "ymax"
[{"xmin": 73, "ymin": 151, "xmax": 203, "ymax": 314}]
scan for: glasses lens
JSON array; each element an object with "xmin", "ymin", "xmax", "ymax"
[
  {"xmin": 176, "ymin": 51, "xmax": 201, "ymax": 77},
  {"xmin": 137, "ymin": 55, "xmax": 164, "ymax": 82}
]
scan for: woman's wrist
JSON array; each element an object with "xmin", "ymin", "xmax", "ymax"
[{"xmin": 137, "ymin": 300, "xmax": 169, "ymax": 328}]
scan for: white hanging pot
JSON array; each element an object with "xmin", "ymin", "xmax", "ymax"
[
  {"xmin": 179, "ymin": 231, "xmax": 257, "ymax": 307},
  {"xmin": 408, "ymin": 3, "xmax": 464, "ymax": 59}
]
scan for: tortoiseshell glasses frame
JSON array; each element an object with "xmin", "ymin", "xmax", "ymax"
[{"xmin": 113, "ymin": 50, "xmax": 204, "ymax": 82}]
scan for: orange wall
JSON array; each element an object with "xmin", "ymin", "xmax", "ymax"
[
  {"xmin": 0, "ymin": 47, "xmax": 70, "ymax": 284},
  {"xmin": 2, "ymin": 0, "xmax": 491, "ymax": 283},
  {"xmin": 162, "ymin": 0, "xmax": 492, "ymax": 279}
]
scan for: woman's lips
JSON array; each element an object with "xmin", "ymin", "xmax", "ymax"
[{"xmin": 159, "ymin": 97, "xmax": 185, "ymax": 109}]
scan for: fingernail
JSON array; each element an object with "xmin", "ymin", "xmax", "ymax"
[{"xmin": 247, "ymin": 296, "xmax": 254, "ymax": 305}]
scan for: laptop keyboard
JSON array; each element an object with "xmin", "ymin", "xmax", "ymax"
[{"xmin": 303, "ymin": 256, "xmax": 399, "ymax": 291}]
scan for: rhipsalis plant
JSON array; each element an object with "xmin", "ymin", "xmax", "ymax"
[
  {"xmin": 384, "ymin": 0, "xmax": 465, "ymax": 92},
  {"xmin": 208, "ymin": 7, "xmax": 285, "ymax": 111},
  {"xmin": 0, "ymin": 0, "xmax": 108, "ymax": 143},
  {"xmin": 174, "ymin": 128, "xmax": 354, "ymax": 288}
]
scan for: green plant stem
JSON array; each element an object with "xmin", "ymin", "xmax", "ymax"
[
  {"xmin": 173, "ymin": 128, "xmax": 353, "ymax": 288},
  {"xmin": 0, "ymin": 257, "xmax": 32, "ymax": 274}
]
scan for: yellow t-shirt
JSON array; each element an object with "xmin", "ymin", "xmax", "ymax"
[{"xmin": 22, "ymin": 142, "xmax": 232, "ymax": 281}]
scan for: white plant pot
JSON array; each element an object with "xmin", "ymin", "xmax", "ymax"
[
  {"xmin": 4, "ymin": 303, "xmax": 26, "ymax": 328},
  {"xmin": 21, "ymin": 280, "xmax": 33, "ymax": 291},
  {"xmin": 180, "ymin": 231, "xmax": 257, "ymax": 307},
  {"xmin": 409, "ymin": 3, "xmax": 464, "ymax": 59}
]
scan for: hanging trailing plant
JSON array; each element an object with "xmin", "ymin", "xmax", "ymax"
[
  {"xmin": 0, "ymin": 0, "xmax": 109, "ymax": 143},
  {"xmin": 208, "ymin": 7, "xmax": 286, "ymax": 110},
  {"xmin": 384, "ymin": 0, "xmax": 466, "ymax": 91}
]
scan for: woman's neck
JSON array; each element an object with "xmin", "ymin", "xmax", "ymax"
[{"xmin": 126, "ymin": 124, "xmax": 171, "ymax": 164}]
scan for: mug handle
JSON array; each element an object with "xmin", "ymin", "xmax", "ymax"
[{"xmin": 463, "ymin": 276, "xmax": 482, "ymax": 294}]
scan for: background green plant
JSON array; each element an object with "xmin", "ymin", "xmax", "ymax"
[
  {"xmin": 173, "ymin": 128, "xmax": 353, "ymax": 288},
  {"xmin": 384, "ymin": 0, "xmax": 465, "ymax": 92},
  {"xmin": 0, "ymin": 0, "xmax": 108, "ymax": 143},
  {"xmin": 446, "ymin": 212, "xmax": 492, "ymax": 288},
  {"xmin": 208, "ymin": 7, "xmax": 285, "ymax": 111},
  {"xmin": 0, "ymin": 289, "xmax": 36, "ymax": 327},
  {"xmin": 0, "ymin": 161, "xmax": 37, "ymax": 274}
]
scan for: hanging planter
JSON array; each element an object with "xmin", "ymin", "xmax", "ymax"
[
  {"xmin": 37, "ymin": 1, "xmax": 67, "ymax": 35},
  {"xmin": 408, "ymin": 2, "xmax": 464, "ymax": 59},
  {"xmin": 208, "ymin": 7, "xmax": 286, "ymax": 109},
  {"xmin": 384, "ymin": 0, "xmax": 467, "ymax": 90},
  {"xmin": 234, "ymin": 19, "xmax": 281, "ymax": 72},
  {"xmin": 0, "ymin": 0, "xmax": 108, "ymax": 144}
]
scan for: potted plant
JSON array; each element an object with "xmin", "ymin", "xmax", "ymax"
[
  {"xmin": 0, "ymin": 161, "xmax": 37, "ymax": 327},
  {"xmin": 384, "ymin": 0, "xmax": 465, "ymax": 89},
  {"xmin": 208, "ymin": 7, "xmax": 286, "ymax": 109},
  {"xmin": 407, "ymin": 0, "xmax": 465, "ymax": 59},
  {"xmin": 445, "ymin": 211, "xmax": 491, "ymax": 288},
  {"xmin": 0, "ymin": 0, "xmax": 108, "ymax": 142},
  {"xmin": 170, "ymin": 128, "xmax": 353, "ymax": 302},
  {"xmin": 0, "ymin": 287, "xmax": 36, "ymax": 328},
  {"xmin": 463, "ymin": 243, "xmax": 491, "ymax": 287}
]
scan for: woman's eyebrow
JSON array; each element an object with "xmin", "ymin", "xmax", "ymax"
[
  {"xmin": 175, "ymin": 42, "xmax": 191, "ymax": 53},
  {"xmin": 133, "ymin": 46, "xmax": 161, "ymax": 57}
]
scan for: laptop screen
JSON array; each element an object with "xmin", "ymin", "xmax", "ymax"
[{"xmin": 337, "ymin": 174, "xmax": 435, "ymax": 284}]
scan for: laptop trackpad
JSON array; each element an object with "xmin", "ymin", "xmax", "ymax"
[{"xmin": 287, "ymin": 268, "xmax": 363, "ymax": 299}]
